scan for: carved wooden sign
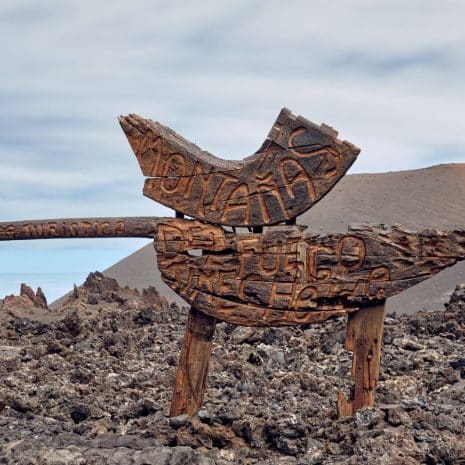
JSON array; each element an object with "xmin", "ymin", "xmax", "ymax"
[
  {"xmin": 2, "ymin": 108, "xmax": 463, "ymax": 419},
  {"xmin": 154, "ymin": 219, "xmax": 465, "ymax": 327},
  {"xmin": 119, "ymin": 108, "xmax": 360, "ymax": 227}
]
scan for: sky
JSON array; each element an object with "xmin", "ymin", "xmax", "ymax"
[{"xmin": 1, "ymin": 0, "xmax": 464, "ymax": 301}]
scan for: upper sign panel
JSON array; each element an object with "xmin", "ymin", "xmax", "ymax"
[{"xmin": 120, "ymin": 108, "xmax": 360, "ymax": 227}]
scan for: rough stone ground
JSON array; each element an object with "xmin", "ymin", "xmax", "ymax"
[{"xmin": 1, "ymin": 273, "xmax": 464, "ymax": 464}]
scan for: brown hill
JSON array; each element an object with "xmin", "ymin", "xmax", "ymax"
[{"xmin": 102, "ymin": 163, "xmax": 465, "ymax": 315}]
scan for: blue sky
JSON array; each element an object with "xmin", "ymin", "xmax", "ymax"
[{"xmin": 1, "ymin": 0, "xmax": 464, "ymax": 301}]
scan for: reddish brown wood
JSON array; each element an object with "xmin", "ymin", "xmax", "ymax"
[
  {"xmin": 120, "ymin": 108, "xmax": 360, "ymax": 227},
  {"xmin": 170, "ymin": 307, "xmax": 216, "ymax": 417},
  {"xmin": 154, "ymin": 219, "xmax": 465, "ymax": 326},
  {"xmin": 0, "ymin": 217, "xmax": 165, "ymax": 241},
  {"xmin": 337, "ymin": 303, "xmax": 386, "ymax": 416}
]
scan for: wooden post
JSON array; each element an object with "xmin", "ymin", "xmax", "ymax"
[
  {"xmin": 337, "ymin": 302, "xmax": 385, "ymax": 417},
  {"xmin": 170, "ymin": 307, "xmax": 216, "ymax": 417}
]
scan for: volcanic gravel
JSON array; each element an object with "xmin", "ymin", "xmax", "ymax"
[{"xmin": 1, "ymin": 272, "xmax": 464, "ymax": 464}]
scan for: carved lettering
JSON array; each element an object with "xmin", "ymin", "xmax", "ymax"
[
  {"xmin": 148, "ymin": 136, "xmax": 163, "ymax": 176},
  {"xmin": 99, "ymin": 222, "xmax": 110, "ymax": 235},
  {"xmin": 21, "ymin": 224, "xmax": 31, "ymax": 236},
  {"xmin": 7, "ymin": 225, "xmax": 16, "ymax": 239},
  {"xmin": 182, "ymin": 162, "xmax": 213, "ymax": 217},
  {"xmin": 284, "ymin": 310, "xmax": 315, "ymax": 324},
  {"xmin": 261, "ymin": 307, "xmax": 273, "ymax": 322},
  {"xmin": 216, "ymin": 296, "xmax": 238, "ymax": 315},
  {"xmin": 179, "ymin": 266, "xmax": 195, "ymax": 295},
  {"xmin": 81, "ymin": 221, "xmax": 92, "ymax": 235},
  {"xmin": 210, "ymin": 174, "xmax": 239, "ymax": 212},
  {"xmin": 239, "ymin": 279, "xmax": 247, "ymax": 301},
  {"xmin": 237, "ymin": 236, "xmax": 261, "ymax": 254},
  {"xmin": 237, "ymin": 236, "xmax": 261, "ymax": 279},
  {"xmin": 153, "ymin": 219, "xmax": 465, "ymax": 327},
  {"xmin": 1, "ymin": 225, "xmax": 16, "ymax": 240},
  {"xmin": 337, "ymin": 236, "xmax": 366, "ymax": 269},
  {"xmin": 197, "ymin": 265, "xmax": 214, "ymax": 293},
  {"xmin": 188, "ymin": 224, "xmax": 224, "ymax": 250},
  {"xmin": 0, "ymin": 219, "xmax": 152, "ymax": 241},
  {"xmin": 288, "ymin": 127, "xmax": 307, "ymax": 156},
  {"xmin": 160, "ymin": 153, "xmax": 187, "ymax": 193},
  {"xmin": 279, "ymin": 157, "xmax": 316, "ymax": 203},
  {"xmin": 217, "ymin": 269, "xmax": 237, "ymax": 297},
  {"xmin": 324, "ymin": 148, "xmax": 342, "ymax": 178},
  {"xmin": 254, "ymin": 172, "xmax": 288, "ymax": 222},
  {"xmin": 284, "ymin": 251, "xmax": 301, "ymax": 277},
  {"xmin": 220, "ymin": 183, "xmax": 251, "ymax": 224},
  {"xmin": 366, "ymin": 266, "xmax": 390, "ymax": 299},
  {"xmin": 28, "ymin": 223, "xmax": 42, "ymax": 237},
  {"xmin": 115, "ymin": 221, "xmax": 125, "ymax": 235},
  {"xmin": 122, "ymin": 109, "xmax": 360, "ymax": 226},
  {"xmin": 47, "ymin": 222, "xmax": 58, "ymax": 237},
  {"xmin": 269, "ymin": 282, "xmax": 295, "ymax": 309},
  {"xmin": 259, "ymin": 249, "xmax": 281, "ymax": 277},
  {"xmin": 293, "ymin": 285, "xmax": 318, "ymax": 309},
  {"xmin": 157, "ymin": 223, "xmax": 186, "ymax": 253},
  {"xmin": 306, "ymin": 245, "xmax": 333, "ymax": 281}
]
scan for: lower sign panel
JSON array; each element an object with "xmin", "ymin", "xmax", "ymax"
[{"xmin": 154, "ymin": 219, "xmax": 465, "ymax": 326}]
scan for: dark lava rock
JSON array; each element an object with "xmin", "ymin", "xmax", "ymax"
[
  {"xmin": 19, "ymin": 283, "xmax": 48, "ymax": 309},
  {"xmin": 169, "ymin": 414, "xmax": 191, "ymax": 428},
  {"xmin": 59, "ymin": 309, "xmax": 81, "ymax": 337},
  {"xmin": 1, "ymin": 274, "xmax": 465, "ymax": 464},
  {"xmin": 70, "ymin": 368, "xmax": 93, "ymax": 384},
  {"xmin": 386, "ymin": 407, "xmax": 412, "ymax": 427},
  {"xmin": 125, "ymin": 399, "xmax": 161, "ymax": 419},
  {"xmin": 87, "ymin": 294, "xmax": 99, "ymax": 305},
  {"xmin": 134, "ymin": 307, "xmax": 156, "ymax": 325},
  {"xmin": 69, "ymin": 403, "xmax": 91, "ymax": 423},
  {"xmin": 449, "ymin": 283, "xmax": 465, "ymax": 304},
  {"xmin": 83, "ymin": 271, "xmax": 119, "ymax": 294},
  {"xmin": 450, "ymin": 358, "xmax": 465, "ymax": 369}
]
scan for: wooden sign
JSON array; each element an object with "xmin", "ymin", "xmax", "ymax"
[
  {"xmin": 2, "ymin": 108, "xmax": 461, "ymax": 419},
  {"xmin": 120, "ymin": 108, "xmax": 360, "ymax": 227},
  {"xmin": 154, "ymin": 219, "xmax": 465, "ymax": 326}
]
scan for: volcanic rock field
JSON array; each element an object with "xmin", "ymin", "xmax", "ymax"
[{"xmin": 0, "ymin": 272, "xmax": 464, "ymax": 464}]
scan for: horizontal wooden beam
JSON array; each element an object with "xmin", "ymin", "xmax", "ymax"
[{"xmin": 0, "ymin": 217, "xmax": 167, "ymax": 241}]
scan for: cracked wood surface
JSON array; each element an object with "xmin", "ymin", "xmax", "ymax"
[
  {"xmin": 170, "ymin": 306, "xmax": 216, "ymax": 417},
  {"xmin": 120, "ymin": 108, "xmax": 360, "ymax": 227},
  {"xmin": 337, "ymin": 303, "xmax": 386, "ymax": 416},
  {"xmin": 154, "ymin": 219, "xmax": 465, "ymax": 326}
]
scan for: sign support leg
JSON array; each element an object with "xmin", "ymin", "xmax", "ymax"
[
  {"xmin": 337, "ymin": 302, "xmax": 386, "ymax": 417},
  {"xmin": 170, "ymin": 307, "xmax": 216, "ymax": 417}
]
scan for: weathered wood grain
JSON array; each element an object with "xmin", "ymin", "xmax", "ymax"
[
  {"xmin": 120, "ymin": 108, "xmax": 360, "ymax": 227},
  {"xmin": 0, "ymin": 217, "xmax": 165, "ymax": 241},
  {"xmin": 170, "ymin": 306, "xmax": 216, "ymax": 417},
  {"xmin": 337, "ymin": 303, "xmax": 386, "ymax": 416},
  {"xmin": 154, "ymin": 219, "xmax": 465, "ymax": 326}
]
